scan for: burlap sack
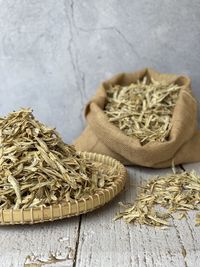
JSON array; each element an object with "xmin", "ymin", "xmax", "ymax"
[{"xmin": 74, "ymin": 68, "xmax": 200, "ymax": 168}]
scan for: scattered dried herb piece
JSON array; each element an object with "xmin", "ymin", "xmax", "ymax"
[
  {"xmin": 115, "ymin": 171, "xmax": 200, "ymax": 227},
  {"xmin": 25, "ymin": 253, "xmax": 67, "ymax": 266},
  {"xmin": 104, "ymin": 77, "xmax": 180, "ymax": 145},
  {"xmin": 195, "ymin": 213, "xmax": 200, "ymax": 226},
  {"xmin": 0, "ymin": 108, "xmax": 117, "ymax": 209}
]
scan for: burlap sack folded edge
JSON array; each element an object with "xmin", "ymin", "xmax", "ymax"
[{"xmin": 74, "ymin": 68, "xmax": 200, "ymax": 168}]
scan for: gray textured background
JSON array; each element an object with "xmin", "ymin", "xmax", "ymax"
[{"xmin": 0, "ymin": 0, "xmax": 199, "ymax": 143}]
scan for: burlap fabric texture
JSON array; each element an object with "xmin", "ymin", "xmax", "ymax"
[{"xmin": 74, "ymin": 68, "xmax": 200, "ymax": 168}]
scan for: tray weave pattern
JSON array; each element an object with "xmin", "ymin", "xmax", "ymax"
[{"xmin": 0, "ymin": 152, "xmax": 127, "ymax": 225}]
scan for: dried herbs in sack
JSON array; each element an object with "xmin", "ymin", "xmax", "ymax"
[{"xmin": 75, "ymin": 68, "xmax": 200, "ymax": 168}]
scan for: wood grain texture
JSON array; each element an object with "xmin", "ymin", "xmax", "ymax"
[
  {"xmin": 74, "ymin": 165, "xmax": 200, "ymax": 267},
  {"xmin": 0, "ymin": 217, "xmax": 79, "ymax": 267},
  {"xmin": 179, "ymin": 163, "xmax": 200, "ymax": 266},
  {"xmin": 1, "ymin": 164, "xmax": 200, "ymax": 267}
]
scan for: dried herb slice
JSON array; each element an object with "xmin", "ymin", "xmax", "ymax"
[
  {"xmin": 0, "ymin": 108, "xmax": 117, "ymax": 209},
  {"xmin": 116, "ymin": 171, "xmax": 200, "ymax": 227},
  {"xmin": 104, "ymin": 77, "xmax": 180, "ymax": 145}
]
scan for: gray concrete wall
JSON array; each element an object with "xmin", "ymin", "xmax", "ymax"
[{"xmin": 0, "ymin": 0, "xmax": 199, "ymax": 142}]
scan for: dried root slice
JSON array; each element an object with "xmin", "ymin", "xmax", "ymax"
[
  {"xmin": 115, "ymin": 171, "xmax": 200, "ymax": 227},
  {"xmin": 0, "ymin": 108, "xmax": 117, "ymax": 209},
  {"xmin": 104, "ymin": 77, "xmax": 180, "ymax": 145}
]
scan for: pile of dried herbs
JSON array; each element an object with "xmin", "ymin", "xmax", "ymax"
[
  {"xmin": 116, "ymin": 171, "xmax": 200, "ymax": 227},
  {"xmin": 104, "ymin": 77, "xmax": 180, "ymax": 145},
  {"xmin": 0, "ymin": 108, "xmax": 116, "ymax": 209}
]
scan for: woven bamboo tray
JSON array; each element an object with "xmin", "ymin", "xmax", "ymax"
[{"xmin": 0, "ymin": 152, "xmax": 127, "ymax": 225}]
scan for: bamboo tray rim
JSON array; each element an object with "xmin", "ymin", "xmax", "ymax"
[{"xmin": 0, "ymin": 152, "xmax": 127, "ymax": 225}]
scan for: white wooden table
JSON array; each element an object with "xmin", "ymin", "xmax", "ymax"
[{"xmin": 0, "ymin": 162, "xmax": 200, "ymax": 267}]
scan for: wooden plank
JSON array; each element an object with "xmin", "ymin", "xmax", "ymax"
[
  {"xmin": 75, "ymin": 166, "xmax": 188, "ymax": 267},
  {"xmin": 0, "ymin": 217, "xmax": 80, "ymax": 267},
  {"xmin": 175, "ymin": 162, "xmax": 200, "ymax": 266}
]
